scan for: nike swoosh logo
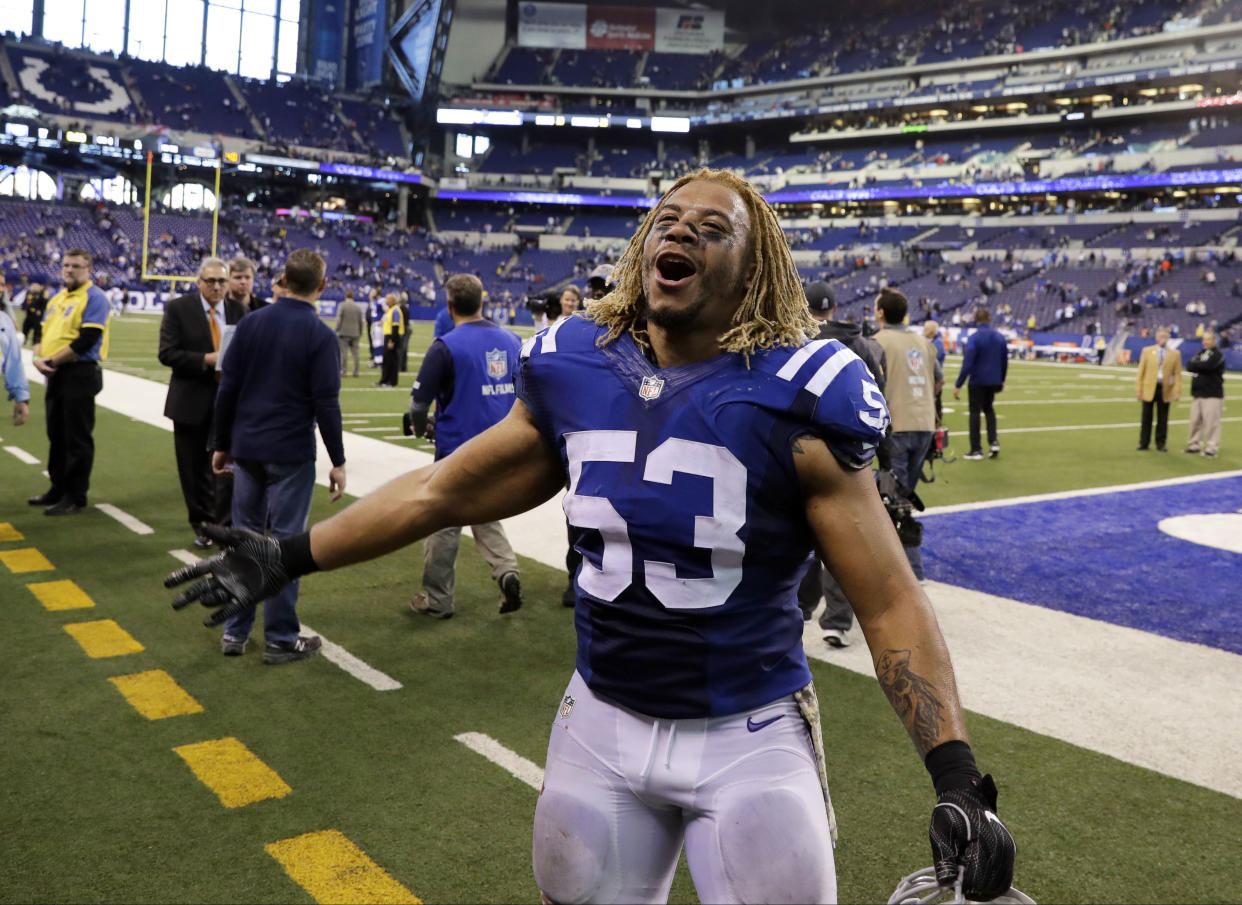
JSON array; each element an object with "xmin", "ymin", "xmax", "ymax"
[{"xmin": 746, "ymin": 714, "xmax": 785, "ymax": 732}]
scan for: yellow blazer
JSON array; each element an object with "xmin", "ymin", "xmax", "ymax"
[{"xmin": 1136, "ymin": 343, "xmax": 1182, "ymax": 403}]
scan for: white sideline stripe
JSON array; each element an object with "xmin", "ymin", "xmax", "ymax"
[
  {"xmin": 922, "ymin": 469, "xmax": 1242, "ymax": 516},
  {"xmin": 453, "ymin": 732, "xmax": 544, "ymax": 790},
  {"xmin": 804, "ymin": 580, "xmax": 1242, "ymax": 800},
  {"xmin": 299, "ymin": 622, "xmax": 403, "ymax": 692},
  {"xmin": 161, "ymin": 552, "xmax": 402, "ymax": 691},
  {"xmin": 4, "ymin": 445, "xmax": 39, "ymax": 464},
  {"xmin": 985, "ymin": 416, "xmax": 1242, "ymax": 435},
  {"xmin": 96, "ymin": 503, "xmax": 154, "ymax": 534}
]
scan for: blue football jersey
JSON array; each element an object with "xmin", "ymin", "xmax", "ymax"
[{"xmin": 517, "ymin": 315, "xmax": 889, "ymax": 719}]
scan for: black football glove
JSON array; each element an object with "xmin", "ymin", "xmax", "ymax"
[
  {"xmin": 164, "ymin": 524, "xmax": 315, "ymax": 627},
  {"xmin": 929, "ymin": 774, "xmax": 1016, "ymax": 901}
]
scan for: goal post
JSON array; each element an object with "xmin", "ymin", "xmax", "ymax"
[{"xmin": 140, "ymin": 150, "xmax": 222, "ymax": 285}]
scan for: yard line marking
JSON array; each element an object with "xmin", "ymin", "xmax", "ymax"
[
  {"xmin": 163, "ymin": 557, "xmax": 402, "ymax": 691},
  {"xmin": 63, "ymin": 619, "xmax": 144, "ymax": 658},
  {"xmin": 108, "ymin": 669, "xmax": 204, "ymax": 720},
  {"xmin": 352, "ymin": 426, "xmax": 400, "ymax": 432},
  {"xmin": 453, "ymin": 732, "xmax": 543, "ymax": 790},
  {"xmin": 169, "ymin": 549, "xmax": 202, "ymax": 567},
  {"xmin": 26, "ymin": 579, "xmax": 95, "ymax": 611},
  {"xmin": 265, "ymin": 830, "xmax": 422, "ymax": 905},
  {"xmin": 382, "ymin": 435, "xmax": 420, "ymax": 441},
  {"xmin": 173, "ymin": 737, "xmax": 292, "ymax": 808},
  {"xmin": 96, "ymin": 504, "xmax": 154, "ymax": 535},
  {"xmin": 298, "ymin": 622, "xmax": 403, "ymax": 692},
  {"xmin": 0, "ymin": 547, "xmax": 54, "ymax": 573},
  {"xmin": 0, "ymin": 522, "xmax": 24, "ymax": 542},
  {"xmin": 979, "ymin": 416, "xmax": 1242, "ymax": 435},
  {"xmin": 4, "ymin": 445, "xmax": 39, "ymax": 464},
  {"xmin": 923, "ymin": 469, "xmax": 1242, "ymax": 516}
]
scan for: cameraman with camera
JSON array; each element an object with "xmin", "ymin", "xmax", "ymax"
[
  {"xmin": 404, "ymin": 274, "xmax": 525, "ymax": 619},
  {"xmin": 873, "ymin": 288, "xmax": 941, "ymax": 584}
]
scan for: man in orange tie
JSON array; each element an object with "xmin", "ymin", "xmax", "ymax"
[
  {"xmin": 159, "ymin": 258, "xmax": 248, "ymax": 546},
  {"xmin": 1135, "ymin": 326, "xmax": 1183, "ymax": 452}
]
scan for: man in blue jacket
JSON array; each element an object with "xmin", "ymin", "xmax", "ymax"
[
  {"xmin": 407, "ymin": 273, "xmax": 523, "ymax": 619},
  {"xmin": 953, "ymin": 308, "xmax": 1008, "ymax": 460}
]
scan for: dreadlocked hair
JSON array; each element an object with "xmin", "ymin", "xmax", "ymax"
[{"xmin": 586, "ymin": 168, "xmax": 817, "ymax": 360}]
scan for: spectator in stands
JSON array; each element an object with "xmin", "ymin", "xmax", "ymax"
[
  {"xmin": 1185, "ymin": 332, "xmax": 1225, "ymax": 459},
  {"xmin": 0, "ymin": 300, "xmax": 29, "ymax": 427},
  {"xmin": 335, "ymin": 288, "xmax": 365, "ymax": 379},
  {"xmin": 158, "ymin": 257, "xmax": 249, "ymax": 548},
  {"xmin": 1135, "ymin": 327, "xmax": 1182, "ymax": 452},
  {"xmin": 406, "ymin": 274, "xmax": 524, "ymax": 620},
  {"xmin": 228, "ymin": 257, "xmax": 262, "ymax": 312},
  {"xmin": 30, "ymin": 250, "xmax": 110, "ymax": 516},
  {"xmin": 874, "ymin": 288, "xmax": 939, "ymax": 581},
  {"xmin": 210, "ymin": 248, "xmax": 346, "ymax": 663},
  {"xmin": 954, "ymin": 309, "xmax": 1008, "ymax": 461},
  {"xmin": 377, "ymin": 293, "xmax": 403, "ymax": 387}
]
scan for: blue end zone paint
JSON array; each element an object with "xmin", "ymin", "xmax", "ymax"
[{"xmin": 922, "ymin": 477, "xmax": 1242, "ymax": 654}]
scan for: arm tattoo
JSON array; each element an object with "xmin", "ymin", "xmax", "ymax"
[{"xmin": 877, "ymin": 648, "xmax": 946, "ymax": 756}]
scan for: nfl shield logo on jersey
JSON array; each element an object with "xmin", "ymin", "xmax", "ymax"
[
  {"xmin": 639, "ymin": 375, "xmax": 665, "ymax": 400},
  {"xmin": 486, "ymin": 348, "xmax": 508, "ymax": 379},
  {"xmin": 559, "ymin": 695, "xmax": 575, "ymax": 719},
  {"xmin": 906, "ymin": 347, "xmax": 924, "ymax": 373}
]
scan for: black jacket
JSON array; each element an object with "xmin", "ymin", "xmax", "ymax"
[
  {"xmin": 1187, "ymin": 346, "xmax": 1225, "ymax": 399},
  {"xmin": 815, "ymin": 319, "xmax": 887, "ymax": 392},
  {"xmin": 159, "ymin": 291, "xmax": 248, "ymax": 424}
]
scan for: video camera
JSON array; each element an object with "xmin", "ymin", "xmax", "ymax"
[
  {"xmin": 920, "ymin": 426, "xmax": 955, "ymax": 483},
  {"xmin": 525, "ymin": 290, "xmax": 561, "ymax": 316},
  {"xmin": 876, "ymin": 469, "xmax": 924, "ymax": 547}
]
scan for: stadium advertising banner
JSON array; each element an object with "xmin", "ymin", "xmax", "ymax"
[
  {"xmin": 349, "ymin": 0, "xmax": 388, "ymax": 90},
  {"xmin": 517, "ymin": 3, "xmax": 722, "ymax": 53},
  {"xmin": 309, "ymin": 0, "xmax": 347, "ymax": 85},
  {"xmin": 653, "ymin": 8, "xmax": 724, "ymax": 54},
  {"xmin": 517, "ymin": 2, "xmax": 585, "ymax": 49}
]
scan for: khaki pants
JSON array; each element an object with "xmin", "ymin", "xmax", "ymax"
[
  {"xmin": 1187, "ymin": 397, "xmax": 1223, "ymax": 455},
  {"xmin": 421, "ymin": 522, "xmax": 518, "ymax": 614}
]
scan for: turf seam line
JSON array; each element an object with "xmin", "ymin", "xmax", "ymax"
[{"xmin": 922, "ymin": 469, "xmax": 1242, "ymax": 516}]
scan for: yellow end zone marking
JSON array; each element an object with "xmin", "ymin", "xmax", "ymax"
[
  {"xmin": 27, "ymin": 579, "xmax": 95, "ymax": 611},
  {"xmin": 63, "ymin": 619, "xmax": 144, "ymax": 658},
  {"xmin": 265, "ymin": 830, "xmax": 421, "ymax": 904},
  {"xmin": 108, "ymin": 670, "xmax": 204, "ymax": 720},
  {"xmin": 0, "ymin": 522, "xmax": 24, "ymax": 542},
  {"xmin": 173, "ymin": 737, "xmax": 292, "ymax": 808},
  {"xmin": 0, "ymin": 547, "xmax": 54, "ymax": 573}
]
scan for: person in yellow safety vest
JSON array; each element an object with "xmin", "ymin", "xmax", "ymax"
[
  {"xmin": 376, "ymin": 292, "xmax": 404, "ymax": 387},
  {"xmin": 29, "ymin": 249, "xmax": 111, "ymax": 515}
]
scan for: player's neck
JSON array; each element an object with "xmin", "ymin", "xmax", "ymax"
[{"xmin": 647, "ymin": 324, "xmax": 723, "ymax": 369}]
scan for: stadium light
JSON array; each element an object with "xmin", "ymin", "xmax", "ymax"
[{"xmin": 650, "ymin": 116, "xmax": 690, "ymax": 133}]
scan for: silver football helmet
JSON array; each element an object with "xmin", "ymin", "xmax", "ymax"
[{"xmin": 888, "ymin": 867, "xmax": 1036, "ymax": 905}]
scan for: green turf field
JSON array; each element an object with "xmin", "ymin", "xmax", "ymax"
[{"xmin": 1, "ymin": 314, "xmax": 1238, "ymax": 904}]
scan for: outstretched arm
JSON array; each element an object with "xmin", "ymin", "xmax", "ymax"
[
  {"xmin": 311, "ymin": 399, "xmax": 564, "ymax": 569},
  {"xmin": 793, "ymin": 434, "xmax": 966, "ymax": 756},
  {"xmin": 794, "ymin": 434, "xmax": 1016, "ymax": 900}
]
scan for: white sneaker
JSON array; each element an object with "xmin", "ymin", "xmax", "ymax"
[
  {"xmin": 963, "ymin": 451, "xmax": 984, "ymax": 461},
  {"xmin": 823, "ymin": 629, "xmax": 849, "ymax": 649}
]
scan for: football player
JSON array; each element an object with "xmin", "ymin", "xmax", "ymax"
[{"xmin": 167, "ymin": 169, "xmax": 1015, "ymax": 904}]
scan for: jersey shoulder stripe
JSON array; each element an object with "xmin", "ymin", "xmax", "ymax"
[
  {"xmin": 764, "ymin": 339, "xmax": 864, "ymax": 398},
  {"xmin": 521, "ymin": 314, "xmax": 603, "ymax": 360}
]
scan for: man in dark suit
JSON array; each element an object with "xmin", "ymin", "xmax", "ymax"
[{"xmin": 158, "ymin": 257, "xmax": 248, "ymax": 547}]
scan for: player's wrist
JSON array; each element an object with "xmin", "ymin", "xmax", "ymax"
[
  {"xmin": 924, "ymin": 739, "xmax": 982, "ymax": 795},
  {"xmin": 278, "ymin": 531, "xmax": 320, "ymax": 579}
]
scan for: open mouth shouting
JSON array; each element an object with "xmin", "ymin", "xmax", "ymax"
[{"xmin": 653, "ymin": 249, "xmax": 699, "ymax": 291}]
